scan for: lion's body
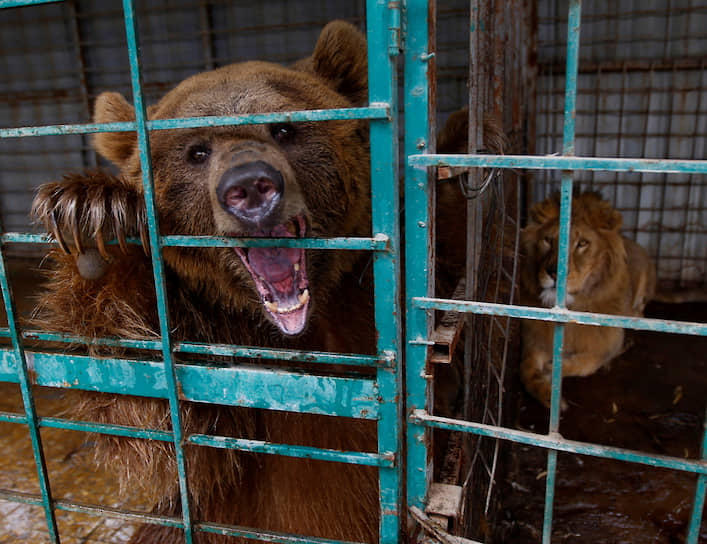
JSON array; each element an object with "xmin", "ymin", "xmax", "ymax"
[{"xmin": 519, "ymin": 192, "xmax": 656, "ymax": 407}]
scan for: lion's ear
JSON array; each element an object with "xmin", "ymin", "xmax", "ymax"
[
  {"xmin": 529, "ymin": 195, "xmax": 560, "ymax": 225},
  {"xmin": 601, "ymin": 206, "xmax": 623, "ymax": 231},
  {"xmin": 580, "ymin": 193, "xmax": 623, "ymax": 231}
]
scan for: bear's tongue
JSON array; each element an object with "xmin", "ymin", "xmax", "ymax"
[
  {"xmin": 248, "ymin": 247, "xmax": 300, "ymax": 285},
  {"xmin": 237, "ymin": 220, "xmax": 310, "ymax": 335}
]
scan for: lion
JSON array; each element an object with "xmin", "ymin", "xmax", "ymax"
[{"xmin": 519, "ymin": 191, "xmax": 656, "ymax": 408}]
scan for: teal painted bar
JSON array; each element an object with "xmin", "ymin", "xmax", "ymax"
[
  {"xmin": 160, "ymin": 234, "xmax": 389, "ymax": 250},
  {"xmin": 1, "ymin": 232, "xmax": 388, "ymax": 251},
  {"xmin": 410, "ymin": 411, "xmax": 707, "ymax": 475},
  {"xmin": 366, "ymin": 1, "xmax": 403, "ymax": 542},
  {"xmin": 547, "ymin": 1, "xmax": 581, "ymax": 539},
  {"xmin": 403, "ymin": 0, "xmax": 433, "ymax": 517},
  {"xmin": 5, "ymin": 329, "xmax": 388, "ymax": 368},
  {"xmin": 412, "ymin": 298, "xmax": 707, "ymax": 336},
  {"xmin": 0, "ymin": 107, "xmax": 389, "ymax": 139},
  {"xmin": 0, "ymin": 243, "xmax": 60, "ymax": 540},
  {"xmin": 121, "ymin": 0, "xmax": 195, "ymax": 539},
  {"xmin": 189, "ymin": 434, "xmax": 393, "ymax": 468},
  {"xmin": 0, "ymin": 489, "xmax": 365, "ymax": 544},
  {"xmin": 686, "ymin": 406, "xmax": 707, "ymax": 542},
  {"xmin": 0, "ymin": 0, "xmax": 62, "ymax": 7},
  {"xmin": 0, "ymin": 411, "xmax": 25, "ymax": 424},
  {"xmin": 0, "ymin": 411, "xmax": 389, "ymax": 468},
  {"xmin": 0, "ymin": 349, "xmax": 379, "ymax": 419},
  {"xmin": 408, "ymin": 153, "xmax": 707, "ymax": 174}
]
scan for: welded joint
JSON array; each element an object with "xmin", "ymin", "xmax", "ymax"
[{"xmin": 387, "ymin": 1, "xmax": 401, "ymax": 56}]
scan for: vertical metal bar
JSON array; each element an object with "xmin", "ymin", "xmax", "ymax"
[
  {"xmin": 613, "ymin": 62, "xmax": 627, "ymax": 205},
  {"xmin": 542, "ymin": 2, "xmax": 581, "ymax": 542},
  {"xmin": 654, "ymin": 63, "xmax": 677, "ymax": 282},
  {"xmin": 404, "ymin": 0, "xmax": 434, "ymax": 515},
  {"xmin": 120, "ymin": 2, "xmax": 194, "ymax": 542},
  {"xmin": 0, "ymin": 248, "xmax": 60, "ymax": 542},
  {"xmin": 680, "ymin": 61, "xmax": 705, "ymax": 287},
  {"xmin": 198, "ymin": 0, "xmax": 215, "ymax": 71},
  {"xmin": 635, "ymin": 64, "xmax": 655, "ymax": 244},
  {"xmin": 686, "ymin": 406, "xmax": 707, "ymax": 543},
  {"xmin": 367, "ymin": 2, "xmax": 402, "ymax": 542},
  {"xmin": 66, "ymin": 0, "xmax": 97, "ymax": 168}
]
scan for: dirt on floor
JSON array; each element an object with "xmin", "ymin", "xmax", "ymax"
[{"xmin": 497, "ymin": 301, "xmax": 707, "ymax": 543}]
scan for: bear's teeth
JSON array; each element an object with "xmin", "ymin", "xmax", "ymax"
[
  {"xmin": 298, "ymin": 289, "xmax": 309, "ymax": 305},
  {"xmin": 294, "ymin": 263, "xmax": 300, "ymax": 272},
  {"xmin": 265, "ymin": 301, "xmax": 279, "ymax": 312}
]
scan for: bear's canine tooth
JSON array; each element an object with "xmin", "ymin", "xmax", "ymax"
[
  {"xmin": 298, "ymin": 289, "xmax": 309, "ymax": 305},
  {"xmin": 265, "ymin": 301, "xmax": 278, "ymax": 312},
  {"xmin": 294, "ymin": 263, "xmax": 300, "ymax": 272}
]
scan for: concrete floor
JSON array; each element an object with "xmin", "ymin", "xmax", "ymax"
[{"xmin": 0, "ymin": 257, "xmax": 148, "ymax": 543}]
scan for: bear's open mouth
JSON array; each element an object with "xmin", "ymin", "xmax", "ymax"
[{"xmin": 234, "ymin": 215, "xmax": 310, "ymax": 335}]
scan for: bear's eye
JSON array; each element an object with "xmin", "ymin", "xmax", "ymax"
[
  {"xmin": 270, "ymin": 123, "xmax": 297, "ymax": 144},
  {"xmin": 186, "ymin": 143, "xmax": 211, "ymax": 164}
]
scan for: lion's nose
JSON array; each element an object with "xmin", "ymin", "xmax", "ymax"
[
  {"xmin": 217, "ymin": 161, "xmax": 284, "ymax": 228},
  {"xmin": 545, "ymin": 264, "xmax": 557, "ymax": 281}
]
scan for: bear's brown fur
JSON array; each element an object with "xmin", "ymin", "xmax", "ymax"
[{"xmin": 32, "ymin": 21, "xmax": 380, "ymax": 544}]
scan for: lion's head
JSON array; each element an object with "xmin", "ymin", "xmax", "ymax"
[{"xmin": 521, "ymin": 191, "xmax": 628, "ymax": 308}]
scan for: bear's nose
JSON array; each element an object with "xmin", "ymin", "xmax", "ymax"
[{"xmin": 216, "ymin": 161, "xmax": 284, "ymax": 228}]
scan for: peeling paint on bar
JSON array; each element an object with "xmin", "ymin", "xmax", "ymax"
[
  {"xmin": 4, "ymin": 329, "xmax": 389, "ymax": 368},
  {"xmin": 188, "ymin": 434, "xmax": 394, "ymax": 467},
  {"xmin": 0, "ymin": 233, "xmax": 389, "ymax": 251},
  {"xmin": 0, "ymin": 107, "xmax": 389, "ymax": 139},
  {"xmin": 410, "ymin": 411, "xmax": 707, "ymax": 476},
  {"xmin": 408, "ymin": 153, "xmax": 707, "ymax": 174},
  {"xmin": 0, "ymin": 349, "xmax": 379, "ymax": 420},
  {"xmin": 412, "ymin": 297, "xmax": 707, "ymax": 336}
]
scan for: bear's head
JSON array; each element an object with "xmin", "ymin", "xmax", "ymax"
[{"xmin": 92, "ymin": 21, "xmax": 370, "ymax": 336}]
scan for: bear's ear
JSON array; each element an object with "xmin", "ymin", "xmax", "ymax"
[
  {"xmin": 308, "ymin": 21, "xmax": 368, "ymax": 106},
  {"xmin": 93, "ymin": 92, "xmax": 137, "ymax": 167}
]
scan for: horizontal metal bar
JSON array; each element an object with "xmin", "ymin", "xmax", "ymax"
[
  {"xmin": 0, "ymin": 489, "xmax": 365, "ymax": 544},
  {"xmin": 0, "ymin": 0, "xmax": 63, "ymax": 7},
  {"xmin": 412, "ymin": 297, "xmax": 707, "ymax": 336},
  {"xmin": 409, "ymin": 153, "xmax": 707, "ymax": 174},
  {"xmin": 410, "ymin": 411, "xmax": 707, "ymax": 475},
  {"xmin": 40, "ymin": 416, "xmax": 174, "ymax": 441},
  {"xmin": 0, "ymin": 350, "xmax": 380, "ymax": 420},
  {"xmin": 189, "ymin": 434, "xmax": 393, "ymax": 468},
  {"xmin": 175, "ymin": 342, "xmax": 390, "ymax": 368},
  {"xmin": 0, "ymin": 106, "xmax": 390, "ymax": 139},
  {"xmin": 10, "ymin": 329, "xmax": 388, "ymax": 368},
  {"xmin": 161, "ymin": 234, "xmax": 390, "ymax": 251},
  {"xmin": 0, "ymin": 411, "xmax": 25, "ymax": 424},
  {"xmin": 0, "ymin": 412, "xmax": 389, "ymax": 467},
  {"xmin": 0, "ymin": 233, "xmax": 390, "ymax": 251}
]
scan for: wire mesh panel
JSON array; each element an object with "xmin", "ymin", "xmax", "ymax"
[{"xmin": 535, "ymin": 0, "xmax": 707, "ymax": 289}]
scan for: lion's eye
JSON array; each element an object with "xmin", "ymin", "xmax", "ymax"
[
  {"xmin": 577, "ymin": 238, "xmax": 589, "ymax": 248},
  {"xmin": 186, "ymin": 143, "xmax": 211, "ymax": 164},
  {"xmin": 543, "ymin": 236, "xmax": 553, "ymax": 246},
  {"xmin": 270, "ymin": 123, "xmax": 297, "ymax": 144}
]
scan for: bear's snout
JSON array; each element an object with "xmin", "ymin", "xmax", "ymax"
[{"xmin": 216, "ymin": 161, "xmax": 284, "ymax": 229}]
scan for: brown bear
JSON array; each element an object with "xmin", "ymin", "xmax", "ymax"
[{"xmin": 31, "ymin": 21, "xmax": 380, "ymax": 544}]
